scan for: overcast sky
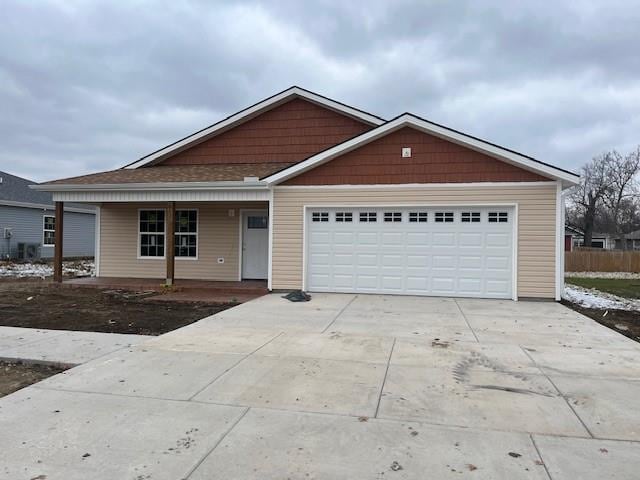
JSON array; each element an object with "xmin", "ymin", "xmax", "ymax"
[{"xmin": 1, "ymin": 0, "xmax": 638, "ymax": 182}]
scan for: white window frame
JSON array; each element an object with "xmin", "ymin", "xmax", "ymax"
[
  {"xmin": 174, "ymin": 209, "xmax": 199, "ymax": 260},
  {"xmin": 138, "ymin": 208, "xmax": 166, "ymax": 260},
  {"xmin": 43, "ymin": 214, "xmax": 56, "ymax": 247}
]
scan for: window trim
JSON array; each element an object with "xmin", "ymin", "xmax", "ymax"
[
  {"xmin": 174, "ymin": 208, "xmax": 199, "ymax": 261},
  {"xmin": 137, "ymin": 208, "xmax": 167, "ymax": 260},
  {"xmin": 434, "ymin": 211, "xmax": 454, "ymax": 223},
  {"xmin": 43, "ymin": 214, "xmax": 56, "ymax": 247},
  {"xmin": 311, "ymin": 211, "xmax": 329, "ymax": 222},
  {"xmin": 461, "ymin": 211, "xmax": 481, "ymax": 223},
  {"xmin": 384, "ymin": 211, "xmax": 402, "ymax": 223},
  {"xmin": 335, "ymin": 212, "xmax": 353, "ymax": 222}
]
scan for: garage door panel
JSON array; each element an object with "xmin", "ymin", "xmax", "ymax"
[
  {"xmin": 307, "ymin": 206, "xmax": 513, "ymax": 299},
  {"xmin": 458, "ymin": 278, "xmax": 482, "ymax": 294},
  {"xmin": 433, "ymin": 232, "xmax": 456, "ymax": 246}
]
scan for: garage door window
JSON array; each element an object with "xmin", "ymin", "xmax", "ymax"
[
  {"xmin": 488, "ymin": 212, "xmax": 509, "ymax": 223},
  {"xmin": 409, "ymin": 212, "xmax": 428, "ymax": 222},
  {"xmin": 461, "ymin": 212, "xmax": 481, "ymax": 223},
  {"xmin": 312, "ymin": 212, "xmax": 329, "ymax": 222},
  {"xmin": 335, "ymin": 212, "xmax": 353, "ymax": 222},
  {"xmin": 435, "ymin": 212, "xmax": 454, "ymax": 223},
  {"xmin": 359, "ymin": 212, "xmax": 377, "ymax": 222},
  {"xmin": 384, "ymin": 212, "xmax": 402, "ymax": 222}
]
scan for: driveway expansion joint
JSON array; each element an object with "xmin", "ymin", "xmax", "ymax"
[
  {"xmin": 374, "ymin": 337, "xmax": 396, "ymax": 418},
  {"xmin": 321, "ymin": 294, "xmax": 358, "ymax": 333}
]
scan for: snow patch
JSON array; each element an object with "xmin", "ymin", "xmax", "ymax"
[
  {"xmin": 0, "ymin": 260, "xmax": 94, "ymax": 278},
  {"xmin": 565, "ymin": 271, "xmax": 640, "ymax": 279},
  {"xmin": 563, "ymin": 285, "xmax": 640, "ymax": 311}
]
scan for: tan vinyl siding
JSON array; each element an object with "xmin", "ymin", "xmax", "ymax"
[
  {"xmin": 271, "ymin": 184, "xmax": 558, "ymax": 298},
  {"xmin": 99, "ymin": 202, "xmax": 266, "ymax": 280}
]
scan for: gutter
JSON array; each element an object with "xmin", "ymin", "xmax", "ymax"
[
  {"xmin": 30, "ymin": 179, "xmax": 269, "ymax": 192},
  {"xmin": 0, "ymin": 200, "xmax": 95, "ymax": 214}
]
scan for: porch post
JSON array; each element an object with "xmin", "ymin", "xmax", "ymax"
[
  {"xmin": 166, "ymin": 201, "xmax": 175, "ymax": 285},
  {"xmin": 53, "ymin": 201, "xmax": 64, "ymax": 283}
]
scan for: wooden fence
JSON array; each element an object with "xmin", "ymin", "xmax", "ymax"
[{"xmin": 565, "ymin": 250, "xmax": 640, "ymax": 272}]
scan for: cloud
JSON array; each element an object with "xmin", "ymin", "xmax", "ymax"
[{"xmin": 0, "ymin": 0, "xmax": 638, "ymax": 181}]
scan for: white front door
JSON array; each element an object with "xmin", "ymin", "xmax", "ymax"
[
  {"xmin": 241, "ymin": 210, "xmax": 269, "ymax": 279},
  {"xmin": 306, "ymin": 206, "xmax": 514, "ymax": 299}
]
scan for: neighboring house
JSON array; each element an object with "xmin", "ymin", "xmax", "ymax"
[
  {"xmin": 34, "ymin": 86, "xmax": 579, "ymax": 300},
  {"xmin": 564, "ymin": 225, "xmax": 611, "ymax": 250},
  {"xmin": 0, "ymin": 171, "xmax": 95, "ymax": 259},
  {"xmin": 613, "ymin": 230, "xmax": 640, "ymax": 250}
]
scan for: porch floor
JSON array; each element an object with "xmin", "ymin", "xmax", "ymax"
[{"xmin": 63, "ymin": 277, "xmax": 269, "ymax": 304}]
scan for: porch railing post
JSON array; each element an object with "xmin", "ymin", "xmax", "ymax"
[
  {"xmin": 166, "ymin": 201, "xmax": 175, "ymax": 285},
  {"xmin": 53, "ymin": 201, "xmax": 64, "ymax": 282}
]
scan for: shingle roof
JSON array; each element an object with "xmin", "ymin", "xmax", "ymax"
[
  {"xmin": 0, "ymin": 171, "xmax": 94, "ymax": 211},
  {"xmin": 0, "ymin": 171, "xmax": 56, "ymax": 204},
  {"xmin": 41, "ymin": 163, "xmax": 294, "ymax": 185}
]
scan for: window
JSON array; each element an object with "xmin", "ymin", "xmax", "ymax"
[
  {"xmin": 384, "ymin": 212, "xmax": 402, "ymax": 222},
  {"xmin": 336, "ymin": 212, "xmax": 353, "ymax": 222},
  {"xmin": 461, "ymin": 212, "xmax": 481, "ymax": 223},
  {"xmin": 312, "ymin": 212, "xmax": 329, "ymax": 222},
  {"xmin": 359, "ymin": 212, "xmax": 377, "ymax": 222},
  {"xmin": 435, "ymin": 212, "xmax": 454, "ymax": 223},
  {"xmin": 488, "ymin": 211, "xmax": 509, "ymax": 223},
  {"xmin": 409, "ymin": 212, "xmax": 428, "ymax": 223},
  {"xmin": 43, "ymin": 215, "xmax": 55, "ymax": 246},
  {"xmin": 139, "ymin": 210, "xmax": 165, "ymax": 257},
  {"xmin": 247, "ymin": 215, "xmax": 268, "ymax": 229},
  {"xmin": 175, "ymin": 210, "xmax": 198, "ymax": 258}
]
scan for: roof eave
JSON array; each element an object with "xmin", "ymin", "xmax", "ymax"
[{"xmin": 30, "ymin": 180, "xmax": 269, "ymax": 193}]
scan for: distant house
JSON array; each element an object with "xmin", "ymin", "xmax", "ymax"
[
  {"xmin": 612, "ymin": 230, "xmax": 640, "ymax": 250},
  {"xmin": 564, "ymin": 225, "xmax": 613, "ymax": 250},
  {"xmin": 0, "ymin": 171, "xmax": 95, "ymax": 260}
]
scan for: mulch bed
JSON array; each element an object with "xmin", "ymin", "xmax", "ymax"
[
  {"xmin": 0, "ymin": 361, "xmax": 66, "ymax": 397},
  {"xmin": 0, "ymin": 281, "xmax": 236, "ymax": 336},
  {"xmin": 562, "ymin": 300, "xmax": 640, "ymax": 343}
]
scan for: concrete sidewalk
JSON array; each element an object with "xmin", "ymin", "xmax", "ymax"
[
  {"xmin": 1, "ymin": 294, "xmax": 639, "ymax": 479},
  {"xmin": 0, "ymin": 326, "xmax": 151, "ymax": 366}
]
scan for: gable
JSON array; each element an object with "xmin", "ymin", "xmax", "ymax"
[
  {"xmin": 282, "ymin": 127, "xmax": 550, "ymax": 185},
  {"xmin": 156, "ymin": 98, "xmax": 373, "ymax": 167}
]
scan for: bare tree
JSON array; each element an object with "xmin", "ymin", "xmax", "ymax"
[
  {"xmin": 602, "ymin": 147, "xmax": 640, "ymax": 249},
  {"xmin": 569, "ymin": 153, "xmax": 614, "ymax": 246}
]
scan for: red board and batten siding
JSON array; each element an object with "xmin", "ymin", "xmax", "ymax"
[
  {"xmin": 157, "ymin": 98, "xmax": 373, "ymax": 166},
  {"xmin": 283, "ymin": 127, "xmax": 548, "ymax": 185}
]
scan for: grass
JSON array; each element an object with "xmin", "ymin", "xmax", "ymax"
[{"xmin": 565, "ymin": 277, "xmax": 640, "ymax": 299}]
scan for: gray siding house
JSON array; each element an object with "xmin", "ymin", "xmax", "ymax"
[{"xmin": 0, "ymin": 171, "xmax": 95, "ymax": 259}]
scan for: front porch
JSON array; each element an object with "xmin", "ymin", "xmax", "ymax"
[
  {"xmin": 51, "ymin": 199, "xmax": 271, "ymax": 288},
  {"xmin": 64, "ymin": 276, "xmax": 269, "ymax": 303}
]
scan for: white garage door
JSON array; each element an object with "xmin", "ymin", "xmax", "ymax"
[{"xmin": 306, "ymin": 206, "xmax": 514, "ymax": 299}]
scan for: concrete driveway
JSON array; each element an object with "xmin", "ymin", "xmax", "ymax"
[{"xmin": 1, "ymin": 294, "xmax": 639, "ymax": 479}]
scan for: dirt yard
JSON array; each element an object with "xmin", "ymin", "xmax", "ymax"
[
  {"xmin": 0, "ymin": 281, "xmax": 236, "ymax": 335},
  {"xmin": 563, "ymin": 300, "xmax": 640, "ymax": 343},
  {"xmin": 0, "ymin": 361, "xmax": 66, "ymax": 397}
]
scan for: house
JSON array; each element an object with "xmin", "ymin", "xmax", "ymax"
[
  {"xmin": 33, "ymin": 86, "xmax": 579, "ymax": 300},
  {"xmin": 612, "ymin": 230, "xmax": 640, "ymax": 250},
  {"xmin": 0, "ymin": 171, "xmax": 95, "ymax": 260},
  {"xmin": 564, "ymin": 225, "xmax": 611, "ymax": 250}
]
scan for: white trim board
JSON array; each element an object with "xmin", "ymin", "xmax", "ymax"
[
  {"xmin": 50, "ymin": 189, "xmax": 270, "ymax": 203},
  {"xmin": 264, "ymin": 114, "xmax": 580, "ymax": 186},
  {"xmin": 275, "ymin": 181, "xmax": 558, "ymax": 190},
  {"xmin": 124, "ymin": 87, "xmax": 385, "ymax": 169},
  {"xmin": 0, "ymin": 199, "xmax": 95, "ymax": 214}
]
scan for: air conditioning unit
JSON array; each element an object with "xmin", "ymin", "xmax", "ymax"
[
  {"xmin": 3, "ymin": 228, "xmax": 11, "ymax": 239},
  {"xmin": 17, "ymin": 242, "xmax": 40, "ymax": 260}
]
